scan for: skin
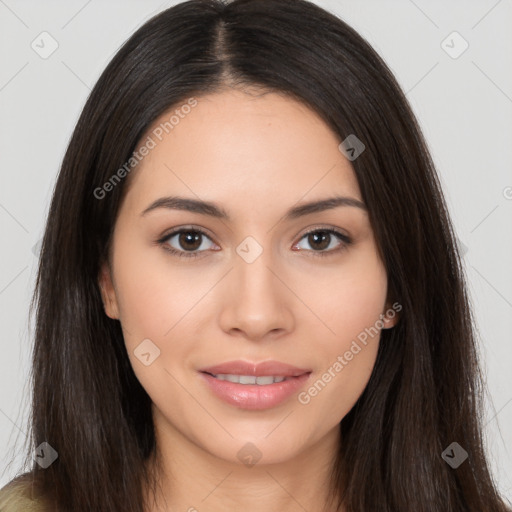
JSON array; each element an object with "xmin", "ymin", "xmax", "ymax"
[{"xmin": 99, "ymin": 87, "xmax": 399, "ymax": 512}]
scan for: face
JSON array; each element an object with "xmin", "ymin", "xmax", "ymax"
[{"xmin": 99, "ymin": 88, "xmax": 398, "ymax": 467}]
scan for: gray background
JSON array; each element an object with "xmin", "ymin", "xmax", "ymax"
[{"xmin": 0, "ymin": 0, "xmax": 511, "ymax": 501}]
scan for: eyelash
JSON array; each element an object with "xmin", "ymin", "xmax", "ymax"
[{"xmin": 156, "ymin": 226, "xmax": 352, "ymax": 259}]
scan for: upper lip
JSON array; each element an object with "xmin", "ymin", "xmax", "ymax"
[{"xmin": 199, "ymin": 360, "xmax": 312, "ymax": 377}]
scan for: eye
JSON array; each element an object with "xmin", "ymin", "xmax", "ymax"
[
  {"xmin": 156, "ymin": 226, "xmax": 352, "ymax": 259},
  {"xmin": 157, "ymin": 227, "xmax": 218, "ymax": 259},
  {"xmin": 293, "ymin": 228, "xmax": 352, "ymax": 257}
]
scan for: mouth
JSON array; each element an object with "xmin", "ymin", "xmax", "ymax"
[
  {"xmin": 198, "ymin": 360, "xmax": 312, "ymax": 410},
  {"xmin": 203, "ymin": 373, "xmax": 292, "ymax": 385}
]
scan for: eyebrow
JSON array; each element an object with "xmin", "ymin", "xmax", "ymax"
[{"xmin": 140, "ymin": 195, "xmax": 367, "ymax": 221}]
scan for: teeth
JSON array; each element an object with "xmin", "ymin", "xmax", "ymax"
[
  {"xmin": 255, "ymin": 376, "xmax": 274, "ymax": 385},
  {"xmin": 213, "ymin": 374, "xmax": 288, "ymax": 385}
]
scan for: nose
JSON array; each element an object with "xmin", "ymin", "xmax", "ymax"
[{"xmin": 218, "ymin": 246, "xmax": 295, "ymax": 342}]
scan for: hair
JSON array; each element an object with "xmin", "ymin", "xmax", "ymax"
[{"xmin": 1, "ymin": 0, "xmax": 510, "ymax": 511}]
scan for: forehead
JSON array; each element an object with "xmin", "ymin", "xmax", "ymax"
[{"xmin": 122, "ymin": 89, "xmax": 362, "ymax": 214}]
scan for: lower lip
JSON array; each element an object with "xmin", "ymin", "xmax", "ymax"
[{"xmin": 199, "ymin": 372, "xmax": 311, "ymax": 410}]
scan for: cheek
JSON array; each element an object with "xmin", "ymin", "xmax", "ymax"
[
  {"xmin": 295, "ymin": 250, "xmax": 387, "ymax": 417},
  {"xmin": 295, "ymin": 245, "xmax": 388, "ymax": 342},
  {"xmin": 111, "ymin": 241, "xmax": 212, "ymax": 395},
  {"xmin": 111, "ymin": 240, "xmax": 200, "ymax": 341}
]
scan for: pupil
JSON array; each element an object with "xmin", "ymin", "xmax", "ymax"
[
  {"xmin": 180, "ymin": 232, "xmax": 201, "ymax": 251},
  {"xmin": 310, "ymin": 231, "xmax": 329, "ymax": 250}
]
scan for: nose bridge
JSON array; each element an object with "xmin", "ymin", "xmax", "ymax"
[
  {"xmin": 235, "ymin": 244, "xmax": 277, "ymax": 300},
  {"xmin": 219, "ymin": 236, "xmax": 294, "ymax": 339}
]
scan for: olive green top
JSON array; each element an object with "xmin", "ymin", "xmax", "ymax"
[{"xmin": 0, "ymin": 479, "xmax": 47, "ymax": 512}]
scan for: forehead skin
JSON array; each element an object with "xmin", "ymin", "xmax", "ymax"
[{"xmin": 120, "ymin": 88, "xmax": 366, "ymax": 234}]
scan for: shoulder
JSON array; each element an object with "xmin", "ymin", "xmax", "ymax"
[{"xmin": 0, "ymin": 475, "xmax": 49, "ymax": 512}]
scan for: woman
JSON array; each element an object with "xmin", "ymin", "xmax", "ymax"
[{"xmin": 0, "ymin": 0, "xmax": 509, "ymax": 510}]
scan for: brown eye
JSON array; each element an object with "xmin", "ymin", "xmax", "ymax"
[
  {"xmin": 158, "ymin": 228, "xmax": 217, "ymax": 258},
  {"xmin": 307, "ymin": 231, "xmax": 331, "ymax": 251},
  {"xmin": 294, "ymin": 228, "xmax": 351, "ymax": 256},
  {"xmin": 177, "ymin": 231, "xmax": 203, "ymax": 251}
]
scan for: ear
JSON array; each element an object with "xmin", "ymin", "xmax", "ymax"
[
  {"xmin": 98, "ymin": 261, "xmax": 120, "ymax": 320},
  {"xmin": 381, "ymin": 300, "xmax": 401, "ymax": 329}
]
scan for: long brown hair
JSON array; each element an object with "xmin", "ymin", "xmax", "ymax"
[{"xmin": 2, "ymin": 0, "xmax": 510, "ymax": 511}]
